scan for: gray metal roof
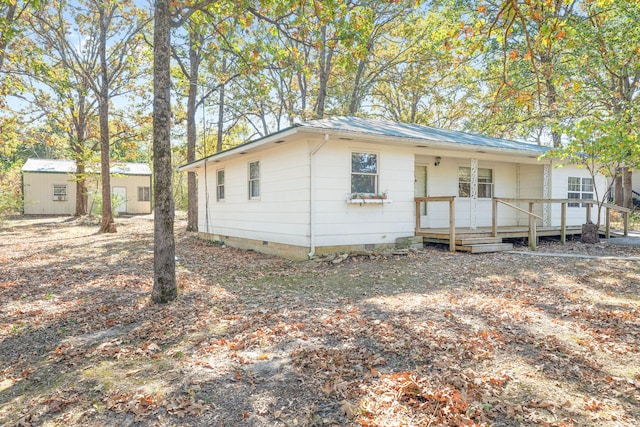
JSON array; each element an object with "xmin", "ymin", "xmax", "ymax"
[
  {"xmin": 22, "ymin": 158, "xmax": 151, "ymax": 175},
  {"xmin": 300, "ymin": 116, "xmax": 549, "ymax": 153},
  {"xmin": 22, "ymin": 159, "xmax": 76, "ymax": 173}
]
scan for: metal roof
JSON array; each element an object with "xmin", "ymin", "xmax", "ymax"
[
  {"xmin": 300, "ymin": 116, "xmax": 549, "ymax": 154},
  {"xmin": 178, "ymin": 116, "xmax": 550, "ymax": 172},
  {"xmin": 22, "ymin": 159, "xmax": 151, "ymax": 175}
]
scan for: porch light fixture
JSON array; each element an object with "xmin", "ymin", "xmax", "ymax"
[{"xmin": 434, "ymin": 156, "xmax": 441, "ymax": 166}]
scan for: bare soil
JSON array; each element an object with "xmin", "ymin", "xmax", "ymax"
[{"xmin": 1, "ymin": 216, "xmax": 639, "ymax": 426}]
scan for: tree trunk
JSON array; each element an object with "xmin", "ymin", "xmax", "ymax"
[
  {"xmin": 98, "ymin": 4, "xmax": 115, "ymax": 233},
  {"xmin": 216, "ymin": 56, "xmax": 226, "ymax": 152},
  {"xmin": 75, "ymin": 163, "xmax": 88, "ymax": 216},
  {"xmin": 623, "ymin": 167, "xmax": 632, "ymax": 209},
  {"xmin": 0, "ymin": 3, "xmax": 17, "ymax": 73},
  {"xmin": 152, "ymin": 0, "xmax": 177, "ymax": 304},
  {"xmin": 614, "ymin": 170, "xmax": 623, "ymax": 206},
  {"xmin": 186, "ymin": 27, "xmax": 200, "ymax": 232}
]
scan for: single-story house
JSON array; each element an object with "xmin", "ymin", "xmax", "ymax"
[
  {"xmin": 22, "ymin": 158, "xmax": 152, "ymax": 215},
  {"xmin": 178, "ymin": 116, "xmax": 608, "ymax": 259}
]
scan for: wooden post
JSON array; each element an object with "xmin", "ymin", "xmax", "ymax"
[
  {"xmin": 624, "ymin": 211, "xmax": 629, "ymax": 236},
  {"xmin": 560, "ymin": 202, "xmax": 566, "ymax": 244},
  {"xmin": 529, "ymin": 202, "xmax": 536, "ymax": 250},
  {"xmin": 492, "ymin": 198, "xmax": 498, "ymax": 237},
  {"xmin": 449, "ymin": 197, "xmax": 456, "ymax": 252},
  {"xmin": 605, "ymin": 207, "xmax": 610, "ymax": 239},
  {"xmin": 415, "ymin": 198, "xmax": 421, "ymax": 233}
]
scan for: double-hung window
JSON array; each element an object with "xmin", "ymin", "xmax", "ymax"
[
  {"xmin": 351, "ymin": 152, "xmax": 378, "ymax": 194},
  {"xmin": 248, "ymin": 161, "xmax": 260, "ymax": 199},
  {"xmin": 53, "ymin": 184, "xmax": 67, "ymax": 201},
  {"xmin": 216, "ymin": 169, "xmax": 225, "ymax": 201},
  {"xmin": 458, "ymin": 167, "xmax": 493, "ymax": 198},
  {"xmin": 138, "ymin": 186, "xmax": 150, "ymax": 202},
  {"xmin": 568, "ymin": 177, "xmax": 594, "ymax": 207}
]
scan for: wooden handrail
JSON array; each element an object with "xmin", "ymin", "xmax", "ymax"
[
  {"xmin": 415, "ymin": 196, "xmax": 456, "ymax": 252},
  {"xmin": 493, "ymin": 198, "xmax": 541, "ymax": 250}
]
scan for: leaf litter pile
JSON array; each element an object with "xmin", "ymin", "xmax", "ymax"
[{"xmin": 1, "ymin": 216, "xmax": 639, "ymax": 426}]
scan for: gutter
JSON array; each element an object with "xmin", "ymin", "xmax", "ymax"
[{"xmin": 308, "ymin": 133, "xmax": 330, "ymax": 259}]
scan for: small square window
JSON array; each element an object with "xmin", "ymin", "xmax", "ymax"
[
  {"xmin": 53, "ymin": 184, "xmax": 67, "ymax": 201},
  {"xmin": 138, "ymin": 186, "xmax": 150, "ymax": 202}
]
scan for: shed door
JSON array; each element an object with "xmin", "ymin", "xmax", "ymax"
[
  {"xmin": 414, "ymin": 166, "xmax": 428, "ymax": 223},
  {"xmin": 112, "ymin": 187, "xmax": 127, "ymax": 213}
]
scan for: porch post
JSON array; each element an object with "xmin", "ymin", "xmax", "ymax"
[
  {"xmin": 492, "ymin": 198, "xmax": 498, "ymax": 237},
  {"xmin": 543, "ymin": 164, "xmax": 550, "ymax": 226},
  {"xmin": 529, "ymin": 202, "xmax": 537, "ymax": 250},
  {"xmin": 449, "ymin": 197, "xmax": 456, "ymax": 252},
  {"xmin": 560, "ymin": 202, "xmax": 567, "ymax": 244},
  {"xmin": 470, "ymin": 158, "xmax": 478, "ymax": 230}
]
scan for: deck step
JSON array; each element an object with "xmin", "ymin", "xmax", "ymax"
[
  {"xmin": 425, "ymin": 236, "xmax": 503, "ymax": 245},
  {"xmin": 455, "ymin": 243, "xmax": 514, "ymax": 253}
]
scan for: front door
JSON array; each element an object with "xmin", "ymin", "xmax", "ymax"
[
  {"xmin": 112, "ymin": 187, "xmax": 127, "ymax": 214},
  {"xmin": 414, "ymin": 166, "xmax": 428, "ymax": 226}
]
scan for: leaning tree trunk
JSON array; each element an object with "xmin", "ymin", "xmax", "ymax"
[{"xmin": 152, "ymin": 0, "xmax": 177, "ymax": 304}]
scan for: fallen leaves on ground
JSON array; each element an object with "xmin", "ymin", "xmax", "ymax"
[{"xmin": 1, "ymin": 216, "xmax": 639, "ymax": 426}]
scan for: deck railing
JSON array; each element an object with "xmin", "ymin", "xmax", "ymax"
[
  {"xmin": 414, "ymin": 196, "xmax": 631, "ymax": 252},
  {"xmin": 415, "ymin": 196, "xmax": 456, "ymax": 252},
  {"xmin": 492, "ymin": 198, "xmax": 631, "ymax": 250}
]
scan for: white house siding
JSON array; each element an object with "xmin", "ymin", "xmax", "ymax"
[
  {"xmin": 633, "ymin": 170, "xmax": 640, "ymax": 196},
  {"xmin": 23, "ymin": 172, "xmax": 77, "ymax": 215},
  {"xmin": 515, "ymin": 164, "xmax": 545, "ymax": 226},
  {"xmin": 110, "ymin": 175, "xmax": 152, "ymax": 214},
  {"xmin": 549, "ymin": 166, "xmax": 607, "ymax": 225},
  {"xmin": 312, "ymin": 141, "xmax": 415, "ymax": 248},
  {"xmin": 197, "ymin": 138, "xmax": 311, "ymax": 249}
]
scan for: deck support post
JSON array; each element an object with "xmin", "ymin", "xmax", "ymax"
[
  {"xmin": 528, "ymin": 202, "xmax": 537, "ymax": 250},
  {"xmin": 449, "ymin": 198, "xmax": 456, "ymax": 252},
  {"xmin": 492, "ymin": 198, "xmax": 498, "ymax": 237},
  {"xmin": 415, "ymin": 199, "xmax": 421, "ymax": 234},
  {"xmin": 560, "ymin": 202, "xmax": 567, "ymax": 244}
]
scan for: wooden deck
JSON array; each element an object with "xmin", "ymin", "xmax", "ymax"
[
  {"xmin": 417, "ymin": 226, "xmax": 585, "ymax": 253},
  {"xmin": 414, "ymin": 196, "xmax": 631, "ymax": 252},
  {"xmin": 417, "ymin": 225, "xmax": 585, "ymax": 240}
]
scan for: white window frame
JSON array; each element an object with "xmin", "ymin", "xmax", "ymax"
[
  {"xmin": 248, "ymin": 160, "xmax": 260, "ymax": 200},
  {"xmin": 351, "ymin": 152, "xmax": 379, "ymax": 195},
  {"xmin": 216, "ymin": 169, "xmax": 225, "ymax": 201},
  {"xmin": 138, "ymin": 186, "xmax": 150, "ymax": 202},
  {"xmin": 458, "ymin": 167, "xmax": 493, "ymax": 199},
  {"xmin": 568, "ymin": 176, "xmax": 594, "ymax": 208},
  {"xmin": 52, "ymin": 184, "xmax": 67, "ymax": 201}
]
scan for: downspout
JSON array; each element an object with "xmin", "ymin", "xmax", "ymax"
[{"xmin": 308, "ymin": 133, "xmax": 330, "ymax": 259}]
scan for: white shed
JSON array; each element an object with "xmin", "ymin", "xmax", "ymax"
[
  {"xmin": 22, "ymin": 159, "xmax": 152, "ymax": 215},
  {"xmin": 179, "ymin": 117, "xmax": 608, "ymax": 259}
]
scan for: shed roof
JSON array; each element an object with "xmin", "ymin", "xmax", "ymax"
[{"xmin": 22, "ymin": 159, "xmax": 151, "ymax": 175}]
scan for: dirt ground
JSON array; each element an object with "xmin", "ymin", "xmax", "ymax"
[{"xmin": 1, "ymin": 216, "xmax": 639, "ymax": 426}]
